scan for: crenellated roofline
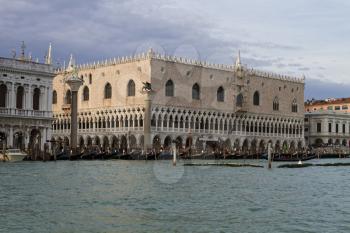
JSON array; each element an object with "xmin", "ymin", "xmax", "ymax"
[{"xmin": 55, "ymin": 49, "xmax": 305, "ymax": 84}]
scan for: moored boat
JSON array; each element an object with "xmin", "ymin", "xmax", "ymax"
[{"xmin": 1, "ymin": 149, "xmax": 27, "ymax": 162}]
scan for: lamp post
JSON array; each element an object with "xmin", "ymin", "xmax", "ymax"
[{"xmin": 65, "ymin": 55, "xmax": 83, "ymax": 157}]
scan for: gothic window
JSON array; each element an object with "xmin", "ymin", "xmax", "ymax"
[
  {"xmin": 52, "ymin": 90, "xmax": 57, "ymax": 104},
  {"xmin": 253, "ymin": 91, "xmax": 260, "ymax": 106},
  {"xmin": 217, "ymin": 86, "xmax": 224, "ymax": 102},
  {"xmin": 65, "ymin": 90, "xmax": 72, "ymax": 104},
  {"xmin": 0, "ymin": 84, "xmax": 7, "ymax": 107},
  {"xmin": 192, "ymin": 83, "xmax": 200, "ymax": 100},
  {"xmin": 89, "ymin": 73, "xmax": 92, "ymax": 84},
  {"xmin": 291, "ymin": 99, "xmax": 298, "ymax": 112},
  {"xmin": 83, "ymin": 86, "xmax": 89, "ymax": 101},
  {"xmin": 165, "ymin": 80, "xmax": 174, "ymax": 97},
  {"xmin": 127, "ymin": 80, "xmax": 135, "ymax": 96},
  {"xmin": 236, "ymin": 93, "xmax": 243, "ymax": 107},
  {"xmin": 33, "ymin": 88, "xmax": 40, "ymax": 110},
  {"xmin": 104, "ymin": 83, "xmax": 112, "ymax": 99},
  {"xmin": 273, "ymin": 97, "xmax": 279, "ymax": 111},
  {"xmin": 16, "ymin": 86, "xmax": 24, "ymax": 109}
]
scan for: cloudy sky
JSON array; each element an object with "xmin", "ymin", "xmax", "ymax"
[{"xmin": 1, "ymin": 0, "xmax": 350, "ymax": 99}]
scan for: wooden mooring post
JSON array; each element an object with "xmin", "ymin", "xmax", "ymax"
[{"xmin": 267, "ymin": 142, "xmax": 272, "ymax": 169}]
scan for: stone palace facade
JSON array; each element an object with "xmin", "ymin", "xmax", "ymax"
[
  {"xmin": 52, "ymin": 50, "xmax": 305, "ymax": 154},
  {"xmin": 0, "ymin": 46, "xmax": 55, "ymax": 152}
]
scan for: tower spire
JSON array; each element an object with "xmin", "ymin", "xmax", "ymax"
[
  {"xmin": 46, "ymin": 43, "xmax": 52, "ymax": 65},
  {"xmin": 20, "ymin": 41, "xmax": 26, "ymax": 60},
  {"xmin": 66, "ymin": 54, "xmax": 75, "ymax": 71},
  {"xmin": 235, "ymin": 50, "xmax": 241, "ymax": 67}
]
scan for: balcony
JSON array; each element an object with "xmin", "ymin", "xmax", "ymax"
[
  {"xmin": 62, "ymin": 104, "xmax": 71, "ymax": 111},
  {"xmin": 0, "ymin": 107, "xmax": 51, "ymax": 118}
]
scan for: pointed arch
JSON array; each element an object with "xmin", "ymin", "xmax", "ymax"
[
  {"xmin": 291, "ymin": 98, "xmax": 298, "ymax": 113},
  {"xmin": 165, "ymin": 79, "xmax": 174, "ymax": 97},
  {"xmin": 127, "ymin": 80, "xmax": 136, "ymax": 96},
  {"xmin": 65, "ymin": 89, "xmax": 72, "ymax": 104},
  {"xmin": 273, "ymin": 96, "xmax": 279, "ymax": 111},
  {"xmin": 253, "ymin": 91, "xmax": 260, "ymax": 106},
  {"xmin": 104, "ymin": 83, "xmax": 112, "ymax": 99},
  {"xmin": 192, "ymin": 83, "xmax": 200, "ymax": 100},
  {"xmin": 83, "ymin": 86, "xmax": 89, "ymax": 101},
  {"xmin": 217, "ymin": 86, "xmax": 224, "ymax": 102},
  {"xmin": 52, "ymin": 90, "xmax": 57, "ymax": 104},
  {"xmin": 236, "ymin": 93, "xmax": 243, "ymax": 107}
]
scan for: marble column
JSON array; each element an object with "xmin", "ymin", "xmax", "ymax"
[
  {"xmin": 70, "ymin": 90, "xmax": 78, "ymax": 150},
  {"xmin": 143, "ymin": 91, "xmax": 154, "ymax": 153},
  {"xmin": 8, "ymin": 127, "xmax": 13, "ymax": 148}
]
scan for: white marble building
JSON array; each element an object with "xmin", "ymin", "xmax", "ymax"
[
  {"xmin": 0, "ymin": 47, "xmax": 55, "ymax": 152},
  {"xmin": 304, "ymin": 111, "xmax": 350, "ymax": 147},
  {"xmin": 52, "ymin": 50, "xmax": 305, "ymax": 154}
]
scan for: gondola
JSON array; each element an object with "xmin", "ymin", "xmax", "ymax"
[
  {"xmin": 262, "ymin": 153, "xmax": 318, "ymax": 162},
  {"xmin": 158, "ymin": 151, "xmax": 173, "ymax": 160}
]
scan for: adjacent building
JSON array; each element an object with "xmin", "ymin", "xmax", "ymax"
[
  {"xmin": 0, "ymin": 44, "xmax": 55, "ymax": 153},
  {"xmin": 52, "ymin": 50, "xmax": 305, "ymax": 154},
  {"xmin": 305, "ymin": 98, "xmax": 350, "ymax": 147}
]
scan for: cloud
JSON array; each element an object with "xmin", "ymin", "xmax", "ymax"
[
  {"xmin": 1, "ymin": 0, "xmax": 349, "ymax": 100},
  {"xmin": 305, "ymin": 78, "xmax": 350, "ymax": 100}
]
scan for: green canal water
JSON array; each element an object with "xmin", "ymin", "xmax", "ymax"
[{"xmin": 1, "ymin": 159, "xmax": 350, "ymax": 233}]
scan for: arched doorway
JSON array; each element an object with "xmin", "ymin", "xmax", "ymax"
[
  {"xmin": 153, "ymin": 135, "xmax": 161, "ymax": 152},
  {"xmin": 342, "ymin": 139, "xmax": 347, "ymax": 146},
  {"xmin": 0, "ymin": 132, "xmax": 7, "ymax": 149},
  {"xmin": 120, "ymin": 135, "xmax": 127, "ymax": 152},
  {"xmin": 185, "ymin": 137, "xmax": 193, "ymax": 149},
  {"xmin": 275, "ymin": 140, "xmax": 281, "ymax": 153},
  {"xmin": 63, "ymin": 136, "xmax": 69, "ymax": 147},
  {"xmin": 290, "ymin": 141, "xmax": 296, "ymax": 153},
  {"xmin": 13, "ymin": 131, "xmax": 24, "ymax": 149},
  {"xmin": 129, "ymin": 135, "xmax": 137, "ymax": 149},
  {"xmin": 86, "ymin": 136, "xmax": 92, "ymax": 148},
  {"xmin": 298, "ymin": 141, "xmax": 303, "ymax": 152},
  {"xmin": 29, "ymin": 129, "xmax": 41, "ymax": 159},
  {"xmin": 282, "ymin": 141, "xmax": 288, "ymax": 153},
  {"xmin": 223, "ymin": 139, "xmax": 231, "ymax": 152},
  {"xmin": 79, "ymin": 137, "xmax": 84, "ymax": 149},
  {"xmin": 328, "ymin": 138, "xmax": 333, "ymax": 145},
  {"xmin": 102, "ymin": 136, "xmax": 109, "ymax": 150},
  {"xmin": 242, "ymin": 139, "xmax": 249, "ymax": 154},
  {"xmin": 175, "ymin": 136, "xmax": 183, "ymax": 150},
  {"xmin": 139, "ymin": 135, "xmax": 144, "ymax": 149},
  {"xmin": 233, "ymin": 139, "xmax": 240, "ymax": 152},
  {"xmin": 251, "ymin": 139, "xmax": 257, "ymax": 155},
  {"xmin": 94, "ymin": 136, "xmax": 101, "ymax": 147},
  {"xmin": 164, "ymin": 136, "xmax": 172, "ymax": 150},
  {"xmin": 259, "ymin": 140, "xmax": 265, "ymax": 154},
  {"xmin": 111, "ymin": 136, "xmax": 119, "ymax": 149},
  {"xmin": 315, "ymin": 138, "xmax": 323, "ymax": 147}
]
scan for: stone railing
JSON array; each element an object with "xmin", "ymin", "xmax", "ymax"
[{"xmin": 0, "ymin": 108, "xmax": 51, "ymax": 118}]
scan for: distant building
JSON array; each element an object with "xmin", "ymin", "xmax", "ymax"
[
  {"xmin": 52, "ymin": 50, "xmax": 305, "ymax": 154},
  {"xmin": 305, "ymin": 97, "xmax": 350, "ymax": 113},
  {"xmin": 0, "ymin": 43, "xmax": 55, "ymax": 153},
  {"xmin": 304, "ymin": 98, "xmax": 350, "ymax": 147}
]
